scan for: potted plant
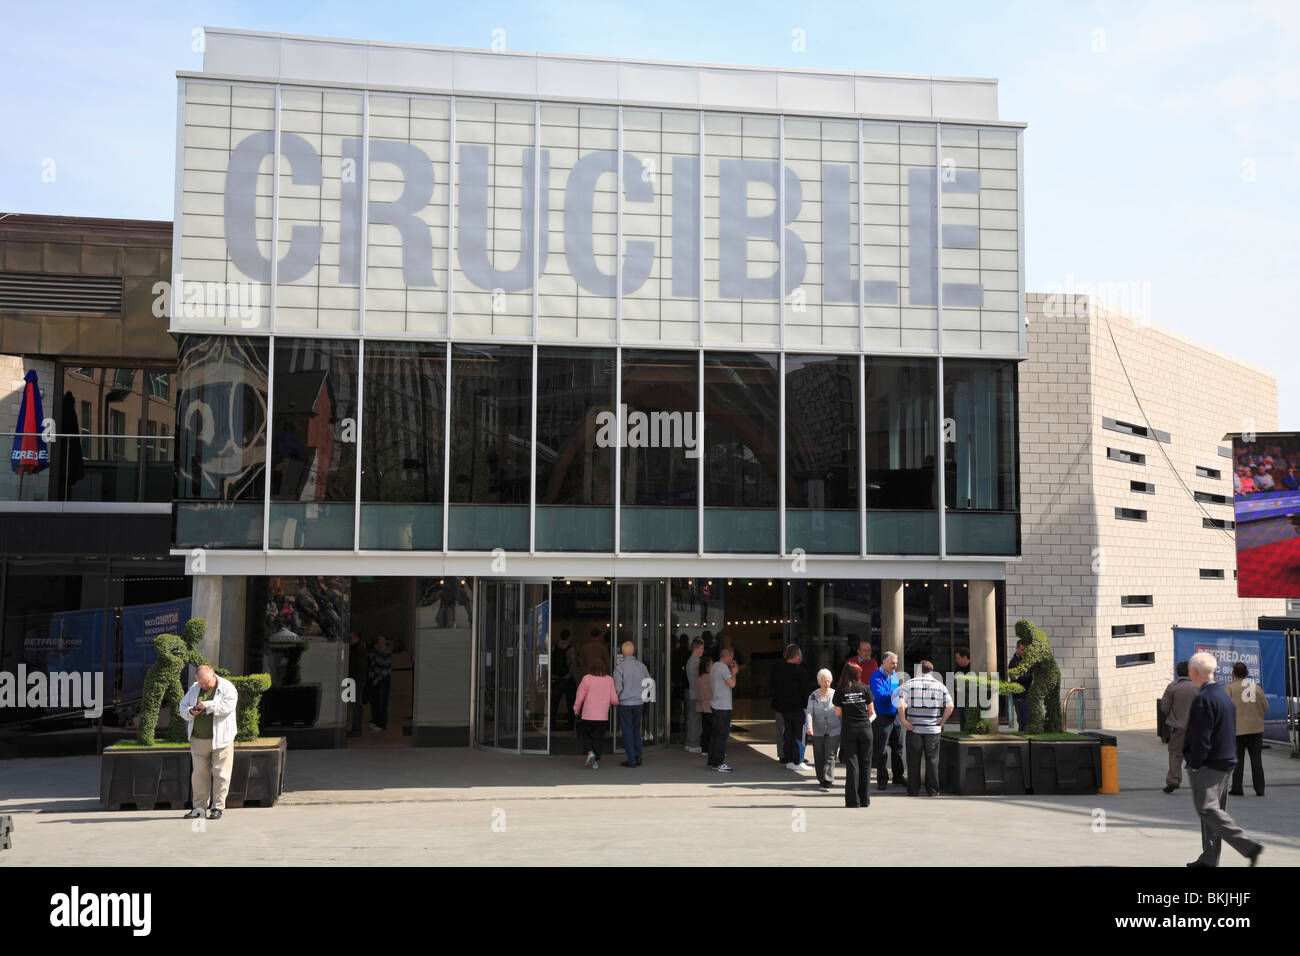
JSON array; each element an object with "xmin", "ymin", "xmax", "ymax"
[
  {"xmin": 100, "ymin": 618, "xmax": 285, "ymax": 810},
  {"xmin": 1008, "ymin": 618, "xmax": 1101, "ymax": 795},
  {"xmin": 939, "ymin": 673, "xmax": 1028, "ymax": 795}
]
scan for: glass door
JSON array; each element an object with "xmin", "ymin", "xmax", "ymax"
[
  {"xmin": 477, "ymin": 578, "xmax": 520, "ymax": 750},
  {"xmin": 521, "ymin": 581, "xmax": 551, "ymax": 753},
  {"xmin": 476, "ymin": 578, "xmax": 551, "ymax": 752},
  {"xmin": 612, "ymin": 579, "xmax": 669, "ymax": 753}
]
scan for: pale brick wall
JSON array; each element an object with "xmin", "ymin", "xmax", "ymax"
[{"xmin": 1007, "ymin": 294, "xmax": 1285, "ymax": 730}]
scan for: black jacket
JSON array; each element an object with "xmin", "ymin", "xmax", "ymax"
[
  {"xmin": 772, "ymin": 661, "xmax": 814, "ymax": 713},
  {"xmin": 1183, "ymin": 681, "xmax": 1238, "ymax": 771}
]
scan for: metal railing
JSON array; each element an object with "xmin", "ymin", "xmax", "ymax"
[{"xmin": 2, "ymin": 432, "xmax": 174, "ymax": 504}]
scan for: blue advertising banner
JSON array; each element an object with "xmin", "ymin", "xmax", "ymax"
[
  {"xmin": 38, "ymin": 608, "xmax": 104, "ymax": 678},
  {"xmin": 119, "ymin": 598, "xmax": 193, "ymax": 701},
  {"xmin": 1172, "ymin": 627, "xmax": 1287, "ymax": 743}
]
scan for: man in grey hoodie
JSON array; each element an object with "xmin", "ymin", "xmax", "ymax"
[{"xmin": 614, "ymin": 641, "xmax": 651, "ymax": 767}]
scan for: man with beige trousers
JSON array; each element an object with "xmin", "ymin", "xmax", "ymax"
[
  {"xmin": 178, "ymin": 664, "xmax": 239, "ymax": 820},
  {"xmin": 1160, "ymin": 661, "xmax": 1199, "ymax": 793}
]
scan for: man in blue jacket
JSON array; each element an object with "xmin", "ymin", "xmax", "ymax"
[
  {"xmin": 870, "ymin": 652, "xmax": 906, "ymax": 790},
  {"xmin": 1183, "ymin": 651, "xmax": 1264, "ymax": 867}
]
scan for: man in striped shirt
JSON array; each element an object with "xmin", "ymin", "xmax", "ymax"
[{"xmin": 898, "ymin": 660, "xmax": 954, "ymax": 797}]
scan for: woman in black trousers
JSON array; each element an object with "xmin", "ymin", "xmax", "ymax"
[{"xmin": 832, "ymin": 661, "xmax": 875, "ymax": 808}]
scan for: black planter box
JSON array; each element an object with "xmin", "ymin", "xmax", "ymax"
[
  {"xmin": 101, "ymin": 738, "xmax": 287, "ymax": 810},
  {"xmin": 939, "ymin": 734, "xmax": 1030, "ymax": 795},
  {"xmin": 1027, "ymin": 737, "xmax": 1102, "ymax": 795}
]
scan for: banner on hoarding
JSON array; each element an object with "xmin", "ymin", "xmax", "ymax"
[{"xmin": 1172, "ymin": 626, "xmax": 1287, "ymax": 743}]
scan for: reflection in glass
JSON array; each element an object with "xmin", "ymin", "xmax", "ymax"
[
  {"xmin": 269, "ymin": 339, "xmax": 358, "ymax": 549},
  {"xmin": 621, "ymin": 349, "xmax": 698, "ymax": 551},
  {"xmin": 174, "ymin": 336, "xmax": 267, "ymax": 547},
  {"xmin": 864, "ymin": 357, "xmax": 938, "ymax": 553},
  {"xmin": 944, "ymin": 359, "xmax": 1018, "ymax": 555},
  {"xmin": 448, "ymin": 344, "xmax": 532, "ymax": 550},
  {"xmin": 703, "ymin": 352, "xmax": 779, "ymax": 552},
  {"xmin": 361, "ymin": 342, "xmax": 445, "ymax": 549},
  {"xmin": 535, "ymin": 347, "xmax": 614, "ymax": 550},
  {"xmin": 785, "ymin": 354, "xmax": 859, "ymax": 553}
]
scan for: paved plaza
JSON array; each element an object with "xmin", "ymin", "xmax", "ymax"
[{"xmin": 1, "ymin": 726, "xmax": 1297, "ymax": 866}]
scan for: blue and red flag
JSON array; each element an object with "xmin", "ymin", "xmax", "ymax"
[{"xmin": 11, "ymin": 369, "xmax": 50, "ymax": 474}]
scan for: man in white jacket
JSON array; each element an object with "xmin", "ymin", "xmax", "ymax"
[{"xmin": 179, "ymin": 665, "xmax": 239, "ymax": 820}]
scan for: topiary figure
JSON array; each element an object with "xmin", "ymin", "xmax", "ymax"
[
  {"xmin": 136, "ymin": 634, "xmax": 190, "ymax": 746},
  {"xmin": 1008, "ymin": 618, "xmax": 1062, "ymax": 734},
  {"xmin": 135, "ymin": 617, "xmax": 272, "ymax": 745}
]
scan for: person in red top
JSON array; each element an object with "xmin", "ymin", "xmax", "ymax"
[{"xmin": 846, "ymin": 637, "xmax": 878, "ymax": 681}]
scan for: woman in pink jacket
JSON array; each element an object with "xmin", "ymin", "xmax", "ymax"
[{"xmin": 574, "ymin": 654, "xmax": 618, "ymax": 768}]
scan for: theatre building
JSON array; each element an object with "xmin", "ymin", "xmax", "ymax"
[{"xmin": 171, "ymin": 28, "xmax": 1026, "ymax": 752}]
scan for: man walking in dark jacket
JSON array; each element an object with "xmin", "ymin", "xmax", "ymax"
[
  {"xmin": 1183, "ymin": 651, "xmax": 1264, "ymax": 867},
  {"xmin": 773, "ymin": 644, "xmax": 814, "ymax": 770}
]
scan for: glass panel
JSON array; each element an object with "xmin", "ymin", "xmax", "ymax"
[
  {"xmin": 550, "ymin": 577, "xmax": 613, "ymax": 755},
  {"xmin": 620, "ymin": 349, "xmax": 698, "ymax": 551},
  {"xmin": 902, "ymin": 580, "xmax": 960, "ymax": 677},
  {"xmin": 360, "ymin": 341, "xmax": 445, "ymax": 549},
  {"xmin": 174, "ymin": 336, "xmax": 268, "ymax": 547},
  {"xmin": 861, "ymin": 123, "xmax": 938, "ymax": 351},
  {"xmin": 365, "ymin": 96, "xmax": 451, "ymax": 336},
  {"xmin": 864, "ymin": 356, "xmax": 937, "ymax": 554},
  {"xmin": 413, "ymin": 577, "xmax": 473, "ymax": 744},
  {"xmin": 522, "ymin": 582, "xmax": 550, "ymax": 752},
  {"xmin": 476, "ymin": 578, "xmax": 520, "ymax": 749},
  {"xmin": 637, "ymin": 579, "xmax": 669, "ymax": 746},
  {"xmin": 538, "ymin": 105, "xmax": 617, "ymax": 341},
  {"xmin": 535, "ymin": 346, "xmax": 615, "ymax": 550},
  {"xmin": 703, "ymin": 351, "xmax": 779, "ymax": 552},
  {"xmin": 621, "ymin": 109, "xmax": 700, "ymax": 344},
  {"xmin": 250, "ymin": 576, "xmax": 350, "ymax": 746},
  {"xmin": 944, "ymin": 359, "xmax": 1018, "ymax": 513},
  {"xmin": 0, "ymin": 560, "xmax": 108, "ymax": 752},
  {"xmin": 452, "ymin": 100, "xmax": 538, "ymax": 337},
  {"xmin": 785, "ymin": 353, "xmax": 859, "ymax": 553},
  {"xmin": 785, "ymin": 579, "xmax": 879, "ymax": 680},
  {"xmin": 945, "ymin": 511, "xmax": 1018, "ymax": 555},
  {"xmin": 703, "ymin": 114, "xmax": 781, "ymax": 345},
  {"xmin": 448, "ymin": 343, "xmax": 531, "ymax": 550},
  {"xmin": 269, "ymin": 339, "xmax": 359, "ymax": 549},
  {"xmin": 783, "ymin": 117, "xmax": 859, "ymax": 347},
  {"xmin": 276, "ymin": 89, "xmax": 364, "ymax": 331},
  {"xmin": 179, "ymin": 82, "xmax": 274, "ymax": 329}
]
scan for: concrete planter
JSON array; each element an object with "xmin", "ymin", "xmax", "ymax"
[
  {"xmin": 1027, "ymin": 737, "xmax": 1101, "ymax": 795},
  {"xmin": 939, "ymin": 734, "xmax": 1030, "ymax": 795},
  {"xmin": 100, "ymin": 738, "xmax": 287, "ymax": 810}
]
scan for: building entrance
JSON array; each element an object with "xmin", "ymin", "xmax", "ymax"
[{"xmin": 475, "ymin": 578, "xmax": 669, "ymax": 754}]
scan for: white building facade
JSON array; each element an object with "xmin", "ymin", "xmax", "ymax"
[{"xmin": 1007, "ymin": 293, "xmax": 1284, "ymax": 730}]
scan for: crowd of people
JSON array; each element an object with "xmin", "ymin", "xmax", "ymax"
[{"xmin": 1234, "ymin": 441, "xmax": 1300, "ymax": 496}]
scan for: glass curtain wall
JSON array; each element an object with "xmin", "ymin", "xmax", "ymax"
[
  {"xmin": 944, "ymin": 359, "xmax": 1018, "ymax": 555},
  {"xmin": 621, "ymin": 349, "xmax": 698, "ymax": 551},
  {"xmin": 360, "ymin": 342, "xmax": 445, "ymax": 550},
  {"xmin": 703, "ymin": 352, "xmax": 780, "ymax": 552},
  {"xmin": 268, "ymin": 339, "xmax": 359, "ymax": 549},
  {"xmin": 448, "ymin": 344, "xmax": 532, "ymax": 550},
  {"xmin": 535, "ymin": 347, "xmax": 615, "ymax": 550},
  {"xmin": 864, "ymin": 357, "xmax": 938, "ymax": 553},
  {"xmin": 785, "ymin": 354, "xmax": 860, "ymax": 553},
  {"xmin": 174, "ymin": 336, "xmax": 268, "ymax": 547}
]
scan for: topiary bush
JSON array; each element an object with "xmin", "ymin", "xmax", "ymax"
[
  {"xmin": 227, "ymin": 674, "xmax": 271, "ymax": 742},
  {"xmin": 1008, "ymin": 618, "xmax": 1062, "ymax": 734},
  {"xmin": 134, "ymin": 617, "xmax": 272, "ymax": 746},
  {"xmin": 956, "ymin": 673, "xmax": 1024, "ymax": 734}
]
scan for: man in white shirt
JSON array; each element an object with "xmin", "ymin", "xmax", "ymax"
[
  {"xmin": 178, "ymin": 665, "xmax": 240, "ymax": 820},
  {"xmin": 898, "ymin": 661, "xmax": 954, "ymax": 797}
]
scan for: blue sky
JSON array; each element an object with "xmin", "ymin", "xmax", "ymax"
[{"xmin": 1, "ymin": 0, "xmax": 1296, "ymax": 424}]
